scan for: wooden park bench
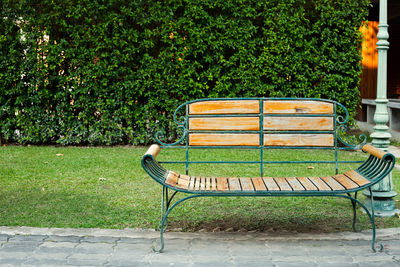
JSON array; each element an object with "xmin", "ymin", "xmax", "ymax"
[{"xmin": 141, "ymin": 98, "xmax": 396, "ymax": 252}]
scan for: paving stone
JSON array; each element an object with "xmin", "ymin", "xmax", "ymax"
[
  {"xmin": 0, "ymin": 241, "xmax": 39, "ymax": 253},
  {"xmin": 192, "ymin": 262, "xmax": 232, "ymax": 267},
  {"xmin": 21, "ymin": 258, "xmax": 70, "ymax": 266},
  {"xmin": 0, "ymin": 257, "xmax": 28, "ymax": 266},
  {"xmin": 37, "ymin": 241, "xmax": 77, "ymax": 253},
  {"xmin": 107, "ymin": 259, "xmax": 148, "ymax": 267},
  {"xmin": 73, "ymin": 242, "xmax": 115, "ymax": 254},
  {"xmin": 80, "ymin": 235, "xmax": 120, "ymax": 243},
  {"xmin": 317, "ymin": 256, "xmax": 354, "ymax": 263},
  {"xmin": 46, "ymin": 235, "xmax": 81, "ymax": 243},
  {"xmin": 150, "ymin": 254, "xmax": 192, "ymax": 264},
  {"xmin": 190, "ymin": 239, "xmax": 230, "ymax": 256},
  {"xmin": 274, "ymin": 262, "xmax": 317, "ymax": 267},
  {"xmin": 229, "ymin": 240, "xmax": 270, "ymax": 257},
  {"xmin": 10, "ymin": 234, "xmax": 47, "ymax": 242},
  {"xmin": 118, "ymin": 237, "xmax": 153, "ymax": 244},
  {"xmin": 233, "ymin": 256, "xmax": 274, "ymax": 267},
  {"xmin": 113, "ymin": 242, "xmax": 152, "ymax": 255},
  {"xmin": 149, "ymin": 262, "xmax": 191, "ymax": 267},
  {"xmin": 67, "ymin": 253, "xmax": 109, "ymax": 266},
  {"xmin": 317, "ymin": 263, "xmax": 360, "ymax": 267},
  {"xmin": 357, "ymin": 261, "xmax": 400, "ymax": 267},
  {"xmin": 0, "ymin": 234, "xmax": 10, "ymax": 242}
]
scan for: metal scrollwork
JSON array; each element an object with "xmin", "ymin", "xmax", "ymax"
[
  {"xmin": 155, "ymin": 125, "xmax": 187, "ymax": 146},
  {"xmin": 155, "ymin": 103, "xmax": 188, "ymax": 146},
  {"xmin": 336, "ymin": 124, "xmax": 367, "ymax": 150}
]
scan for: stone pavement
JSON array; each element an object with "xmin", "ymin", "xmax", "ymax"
[{"xmin": 0, "ymin": 227, "xmax": 400, "ymax": 266}]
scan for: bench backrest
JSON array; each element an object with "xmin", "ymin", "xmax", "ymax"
[
  {"xmin": 188, "ymin": 99, "xmax": 334, "ymax": 147},
  {"xmin": 155, "ymin": 98, "xmax": 365, "ymax": 176}
]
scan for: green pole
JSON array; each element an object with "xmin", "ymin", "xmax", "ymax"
[{"xmin": 363, "ymin": 0, "xmax": 399, "ymax": 216}]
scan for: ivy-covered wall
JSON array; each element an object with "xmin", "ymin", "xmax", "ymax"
[{"xmin": 0, "ymin": 0, "xmax": 370, "ymax": 145}]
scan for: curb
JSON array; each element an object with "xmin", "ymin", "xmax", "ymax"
[{"xmin": 1, "ymin": 226, "xmax": 399, "ymax": 242}]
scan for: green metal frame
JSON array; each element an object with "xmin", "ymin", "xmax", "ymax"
[{"xmin": 141, "ymin": 98, "xmax": 396, "ymax": 253}]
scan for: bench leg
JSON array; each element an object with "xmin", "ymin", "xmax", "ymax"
[
  {"xmin": 339, "ymin": 192, "xmax": 383, "ymax": 252},
  {"xmin": 153, "ymin": 195, "xmax": 201, "ymax": 253},
  {"xmin": 159, "ymin": 186, "xmax": 179, "ymax": 233},
  {"xmin": 347, "ymin": 192, "xmax": 361, "ymax": 232}
]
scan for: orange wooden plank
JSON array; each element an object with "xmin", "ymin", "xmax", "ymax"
[
  {"xmin": 211, "ymin": 177, "xmax": 217, "ymax": 190},
  {"xmin": 165, "ymin": 171, "xmax": 178, "ymax": 187},
  {"xmin": 200, "ymin": 177, "xmax": 206, "ymax": 191},
  {"xmin": 263, "ymin": 100, "xmax": 333, "ymax": 114},
  {"xmin": 262, "ymin": 177, "xmax": 280, "ymax": 191},
  {"xmin": 217, "ymin": 177, "xmax": 229, "ymax": 191},
  {"xmin": 188, "ymin": 176, "xmax": 195, "ymax": 190},
  {"xmin": 189, "ymin": 117, "xmax": 260, "ymax": 131},
  {"xmin": 321, "ymin": 176, "xmax": 345, "ymax": 191},
  {"xmin": 176, "ymin": 174, "xmax": 190, "ymax": 189},
  {"xmin": 297, "ymin": 177, "xmax": 318, "ymax": 191},
  {"xmin": 333, "ymin": 174, "xmax": 359, "ymax": 189},
  {"xmin": 286, "ymin": 177, "xmax": 305, "ymax": 191},
  {"xmin": 205, "ymin": 177, "xmax": 211, "ymax": 191},
  {"xmin": 189, "ymin": 100, "xmax": 260, "ymax": 114},
  {"xmin": 264, "ymin": 117, "xmax": 333, "ymax": 131},
  {"xmin": 252, "ymin": 177, "xmax": 267, "ymax": 191},
  {"xmin": 229, "ymin": 178, "xmax": 241, "ymax": 191},
  {"xmin": 307, "ymin": 177, "xmax": 331, "ymax": 191},
  {"xmin": 240, "ymin": 177, "xmax": 254, "ymax": 191},
  {"xmin": 274, "ymin": 177, "xmax": 292, "ymax": 191},
  {"xmin": 189, "ymin": 133, "xmax": 259, "ymax": 146},
  {"xmin": 344, "ymin": 170, "xmax": 370, "ymax": 186},
  {"xmin": 264, "ymin": 134, "xmax": 334, "ymax": 147},
  {"xmin": 194, "ymin": 176, "xmax": 201, "ymax": 191}
]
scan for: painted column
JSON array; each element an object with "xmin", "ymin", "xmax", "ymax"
[{"xmin": 364, "ymin": 0, "xmax": 398, "ymax": 217}]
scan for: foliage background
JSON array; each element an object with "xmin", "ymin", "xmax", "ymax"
[{"xmin": 0, "ymin": 0, "xmax": 370, "ymax": 145}]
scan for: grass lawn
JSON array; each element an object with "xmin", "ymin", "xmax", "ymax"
[{"xmin": 0, "ymin": 145, "xmax": 399, "ymax": 233}]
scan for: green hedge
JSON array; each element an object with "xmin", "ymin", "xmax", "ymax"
[{"xmin": 0, "ymin": 0, "xmax": 370, "ymax": 145}]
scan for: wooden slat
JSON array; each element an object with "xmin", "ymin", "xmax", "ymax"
[
  {"xmin": 188, "ymin": 176, "xmax": 195, "ymax": 190},
  {"xmin": 344, "ymin": 170, "xmax": 370, "ymax": 186},
  {"xmin": 264, "ymin": 117, "xmax": 333, "ymax": 131},
  {"xmin": 217, "ymin": 177, "xmax": 229, "ymax": 191},
  {"xmin": 205, "ymin": 177, "xmax": 211, "ymax": 191},
  {"xmin": 240, "ymin": 177, "xmax": 254, "ymax": 191},
  {"xmin": 176, "ymin": 175, "xmax": 190, "ymax": 189},
  {"xmin": 321, "ymin": 176, "xmax": 345, "ymax": 191},
  {"xmin": 194, "ymin": 176, "xmax": 201, "ymax": 191},
  {"xmin": 263, "ymin": 100, "xmax": 333, "ymax": 114},
  {"xmin": 189, "ymin": 117, "xmax": 259, "ymax": 131},
  {"xmin": 274, "ymin": 177, "xmax": 292, "ymax": 191},
  {"xmin": 190, "ymin": 133, "xmax": 259, "ymax": 146},
  {"xmin": 333, "ymin": 174, "xmax": 359, "ymax": 189},
  {"xmin": 286, "ymin": 177, "xmax": 305, "ymax": 191},
  {"xmin": 307, "ymin": 177, "xmax": 331, "ymax": 191},
  {"xmin": 189, "ymin": 100, "xmax": 260, "ymax": 114},
  {"xmin": 297, "ymin": 177, "xmax": 318, "ymax": 191},
  {"xmin": 229, "ymin": 178, "xmax": 241, "ymax": 191},
  {"xmin": 263, "ymin": 177, "xmax": 280, "ymax": 191},
  {"xmin": 165, "ymin": 171, "xmax": 178, "ymax": 186},
  {"xmin": 200, "ymin": 177, "xmax": 206, "ymax": 191},
  {"xmin": 211, "ymin": 177, "xmax": 217, "ymax": 191},
  {"xmin": 264, "ymin": 134, "xmax": 334, "ymax": 147},
  {"xmin": 252, "ymin": 177, "xmax": 267, "ymax": 191}
]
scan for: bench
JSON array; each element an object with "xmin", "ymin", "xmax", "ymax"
[{"xmin": 141, "ymin": 98, "xmax": 396, "ymax": 252}]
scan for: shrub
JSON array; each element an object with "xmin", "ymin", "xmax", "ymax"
[{"xmin": 0, "ymin": 0, "xmax": 370, "ymax": 145}]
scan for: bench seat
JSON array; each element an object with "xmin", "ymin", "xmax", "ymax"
[{"xmin": 163, "ymin": 170, "xmax": 371, "ymax": 193}]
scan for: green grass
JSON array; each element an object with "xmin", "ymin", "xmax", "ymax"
[{"xmin": 0, "ymin": 145, "xmax": 399, "ymax": 233}]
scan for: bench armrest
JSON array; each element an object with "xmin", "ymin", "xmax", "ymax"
[
  {"xmin": 144, "ymin": 144, "xmax": 161, "ymax": 159},
  {"xmin": 361, "ymin": 144, "xmax": 394, "ymax": 160}
]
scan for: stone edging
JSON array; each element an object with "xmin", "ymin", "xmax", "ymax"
[{"xmin": 1, "ymin": 226, "xmax": 399, "ymax": 241}]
